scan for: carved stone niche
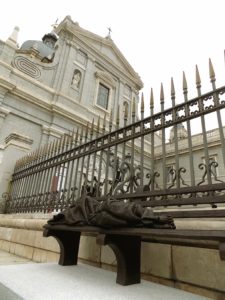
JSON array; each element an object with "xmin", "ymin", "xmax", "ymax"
[{"xmin": 71, "ymin": 69, "xmax": 82, "ymax": 89}]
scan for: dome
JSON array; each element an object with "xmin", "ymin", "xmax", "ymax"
[
  {"xmin": 20, "ymin": 40, "xmax": 54, "ymax": 58},
  {"xmin": 20, "ymin": 30, "xmax": 58, "ymax": 61},
  {"xmin": 169, "ymin": 123, "xmax": 188, "ymax": 142}
]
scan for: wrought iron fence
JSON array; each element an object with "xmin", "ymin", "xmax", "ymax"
[{"xmin": 4, "ymin": 59, "xmax": 225, "ymax": 213}]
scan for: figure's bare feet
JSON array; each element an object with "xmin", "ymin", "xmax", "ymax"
[{"xmin": 154, "ymin": 215, "xmax": 176, "ymax": 229}]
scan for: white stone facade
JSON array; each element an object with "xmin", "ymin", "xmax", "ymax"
[{"xmin": 0, "ymin": 16, "xmax": 143, "ymax": 201}]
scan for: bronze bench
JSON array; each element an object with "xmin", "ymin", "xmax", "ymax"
[{"xmin": 43, "ymin": 183, "xmax": 225, "ymax": 285}]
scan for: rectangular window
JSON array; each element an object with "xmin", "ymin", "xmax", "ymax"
[{"xmin": 97, "ymin": 83, "xmax": 109, "ymax": 110}]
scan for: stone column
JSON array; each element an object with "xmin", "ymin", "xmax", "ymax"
[{"xmin": 0, "ymin": 133, "xmax": 33, "ymax": 213}]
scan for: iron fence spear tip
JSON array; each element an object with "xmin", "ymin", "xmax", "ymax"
[
  {"xmin": 195, "ymin": 65, "xmax": 201, "ymax": 86},
  {"xmin": 182, "ymin": 71, "xmax": 187, "ymax": 91},
  {"xmin": 150, "ymin": 88, "xmax": 154, "ymax": 108},
  {"xmin": 209, "ymin": 58, "xmax": 216, "ymax": 81},
  {"xmin": 171, "ymin": 77, "xmax": 175, "ymax": 96},
  {"xmin": 160, "ymin": 83, "xmax": 164, "ymax": 103}
]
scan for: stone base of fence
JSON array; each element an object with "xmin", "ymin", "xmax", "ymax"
[{"xmin": 0, "ymin": 214, "xmax": 225, "ymax": 299}]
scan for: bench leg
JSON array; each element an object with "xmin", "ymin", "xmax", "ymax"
[
  {"xmin": 43, "ymin": 228, "xmax": 81, "ymax": 265},
  {"xmin": 97, "ymin": 234, "xmax": 141, "ymax": 285}
]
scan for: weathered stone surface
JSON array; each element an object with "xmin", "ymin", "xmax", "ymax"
[
  {"xmin": 100, "ymin": 245, "xmax": 116, "ymax": 265},
  {"xmin": 101, "ymin": 263, "xmax": 117, "ymax": 273},
  {"xmin": 9, "ymin": 242, "xmax": 16, "ymax": 254},
  {"xmin": 175, "ymin": 219, "xmax": 225, "ymax": 230},
  {"xmin": 0, "ymin": 227, "xmax": 13, "ymax": 241},
  {"xmin": 172, "ymin": 245, "xmax": 225, "ymax": 292},
  {"xmin": 15, "ymin": 244, "xmax": 33, "ymax": 260},
  {"xmin": 11, "ymin": 228, "xmax": 35, "ymax": 247},
  {"xmin": 1, "ymin": 240, "xmax": 10, "ymax": 252},
  {"xmin": 34, "ymin": 231, "xmax": 59, "ymax": 252},
  {"xmin": 79, "ymin": 236, "xmax": 101, "ymax": 263},
  {"xmin": 141, "ymin": 242, "xmax": 172, "ymax": 279},
  {"xmin": 13, "ymin": 243, "xmax": 33, "ymax": 259},
  {"xmin": 32, "ymin": 248, "xmax": 48, "ymax": 263},
  {"xmin": 175, "ymin": 282, "xmax": 225, "ymax": 300},
  {"xmin": 0, "ymin": 217, "xmax": 47, "ymax": 231},
  {"xmin": 141, "ymin": 273, "xmax": 174, "ymax": 288},
  {"xmin": 46, "ymin": 251, "xmax": 59, "ymax": 263}
]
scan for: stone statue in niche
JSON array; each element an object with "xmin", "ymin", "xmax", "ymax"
[{"xmin": 72, "ymin": 69, "xmax": 81, "ymax": 88}]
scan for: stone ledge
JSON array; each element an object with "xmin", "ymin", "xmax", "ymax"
[
  {"xmin": 0, "ymin": 218, "xmax": 47, "ymax": 231},
  {"xmin": 0, "ymin": 213, "xmax": 53, "ymax": 219},
  {"xmin": 5, "ymin": 133, "xmax": 33, "ymax": 146}
]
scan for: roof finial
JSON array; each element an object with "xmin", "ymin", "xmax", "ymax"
[
  {"xmin": 106, "ymin": 27, "xmax": 112, "ymax": 39},
  {"xmin": 6, "ymin": 26, "xmax": 19, "ymax": 47},
  {"xmin": 51, "ymin": 18, "xmax": 58, "ymax": 30}
]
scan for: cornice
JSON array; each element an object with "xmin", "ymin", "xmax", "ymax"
[
  {"xmin": 0, "ymin": 106, "xmax": 10, "ymax": 118},
  {"xmin": 11, "ymin": 68, "xmax": 55, "ymax": 94},
  {"xmin": 4, "ymin": 132, "xmax": 33, "ymax": 150},
  {"xmin": 0, "ymin": 76, "xmax": 16, "ymax": 92},
  {"xmin": 95, "ymin": 70, "xmax": 116, "ymax": 88},
  {"xmin": 51, "ymin": 103, "xmax": 91, "ymax": 127}
]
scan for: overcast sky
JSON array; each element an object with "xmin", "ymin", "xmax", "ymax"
[{"xmin": 1, "ymin": 0, "xmax": 225, "ymax": 114}]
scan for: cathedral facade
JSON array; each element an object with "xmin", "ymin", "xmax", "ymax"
[{"xmin": 0, "ymin": 16, "xmax": 143, "ymax": 201}]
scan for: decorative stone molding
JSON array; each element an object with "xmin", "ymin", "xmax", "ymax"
[
  {"xmin": 12, "ymin": 56, "xmax": 41, "ymax": 79},
  {"xmin": 0, "ymin": 107, "xmax": 10, "ymax": 119},
  {"xmin": 5, "ymin": 133, "xmax": 33, "ymax": 150},
  {"xmin": 95, "ymin": 70, "xmax": 116, "ymax": 88},
  {"xmin": 42, "ymin": 125, "xmax": 64, "ymax": 139},
  {"xmin": 0, "ymin": 77, "xmax": 16, "ymax": 92}
]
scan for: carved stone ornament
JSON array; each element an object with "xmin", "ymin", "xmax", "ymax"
[{"xmin": 13, "ymin": 56, "xmax": 41, "ymax": 79}]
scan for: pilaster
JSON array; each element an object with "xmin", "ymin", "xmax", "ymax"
[
  {"xmin": 0, "ymin": 133, "xmax": 33, "ymax": 213},
  {"xmin": 0, "ymin": 107, "xmax": 10, "ymax": 129},
  {"xmin": 41, "ymin": 125, "xmax": 64, "ymax": 144}
]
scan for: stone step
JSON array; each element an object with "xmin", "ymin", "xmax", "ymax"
[{"xmin": 0, "ymin": 262, "xmax": 210, "ymax": 300}]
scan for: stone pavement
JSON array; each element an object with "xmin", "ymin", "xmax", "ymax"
[
  {"xmin": 0, "ymin": 249, "xmax": 33, "ymax": 299},
  {"xmin": 0, "ymin": 255, "xmax": 211, "ymax": 300}
]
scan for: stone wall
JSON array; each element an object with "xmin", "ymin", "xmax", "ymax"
[{"xmin": 0, "ymin": 214, "xmax": 225, "ymax": 299}]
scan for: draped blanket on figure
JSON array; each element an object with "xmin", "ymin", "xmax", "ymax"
[{"xmin": 48, "ymin": 196, "xmax": 176, "ymax": 229}]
